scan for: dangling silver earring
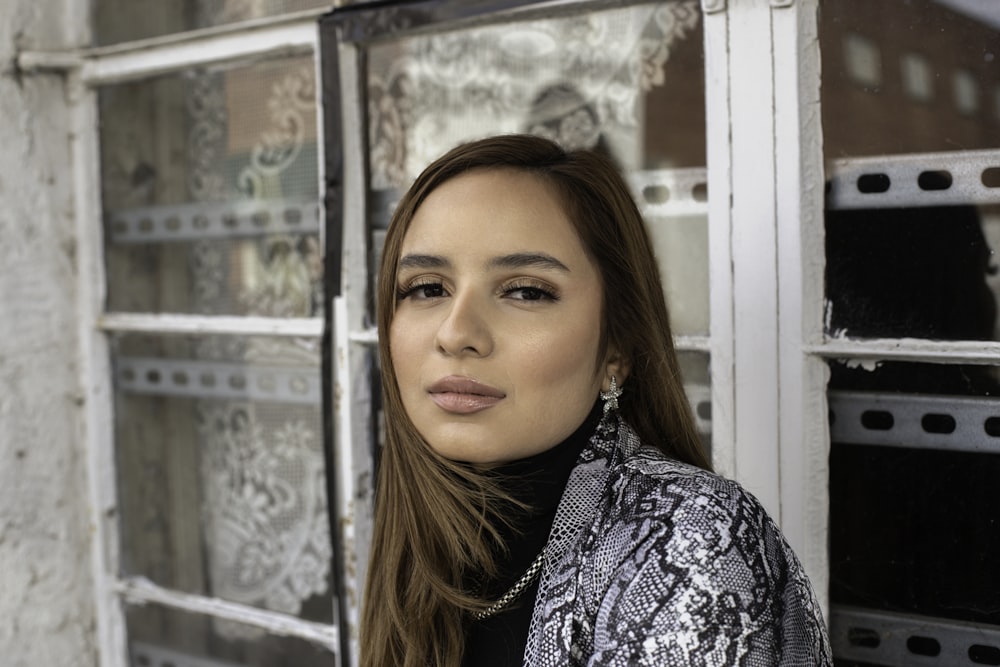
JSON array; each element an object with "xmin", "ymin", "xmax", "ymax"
[{"xmin": 600, "ymin": 375, "xmax": 622, "ymax": 415}]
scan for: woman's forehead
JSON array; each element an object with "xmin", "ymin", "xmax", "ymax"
[{"xmin": 400, "ymin": 169, "xmax": 583, "ymax": 256}]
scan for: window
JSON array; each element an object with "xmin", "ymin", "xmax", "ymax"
[
  {"xmin": 821, "ymin": 0, "xmax": 1000, "ymax": 664},
  {"xmin": 52, "ymin": 1, "xmax": 1000, "ymax": 665},
  {"xmin": 953, "ymin": 67, "xmax": 980, "ymax": 115},
  {"xmin": 71, "ymin": 5, "xmax": 343, "ymax": 666},
  {"xmin": 901, "ymin": 52, "xmax": 934, "ymax": 102},
  {"xmin": 843, "ymin": 32, "xmax": 882, "ymax": 89}
]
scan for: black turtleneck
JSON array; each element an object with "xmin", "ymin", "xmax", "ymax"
[{"xmin": 462, "ymin": 402, "xmax": 602, "ymax": 667}]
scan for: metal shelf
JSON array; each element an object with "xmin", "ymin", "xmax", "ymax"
[
  {"xmin": 829, "ymin": 390, "xmax": 1000, "ymax": 454},
  {"xmin": 106, "ymin": 197, "xmax": 320, "ymax": 243},
  {"xmin": 831, "ymin": 605, "xmax": 1000, "ymax": 666},
  {"xmin": 827, "ymin": 149, "xmax": 1000, "ymax": 210},
  {"xmin": 115, "ymin": 356, "xmax": 320, "ymax": 404},
  {"xmin": 685, "ymin": 382, "xmax": 712, "ymax": 435},
  {"xmin": 627, "ymin": 167, "xmax": 708, "ymax": 218},
  {"xmin": 367, "ymin": 167, "xmax": 709, "ymax": 230}
]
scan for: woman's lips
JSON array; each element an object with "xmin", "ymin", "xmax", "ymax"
[{"xmin": 427, "ymin": 376, "xmax": 505, "ymax": 414}]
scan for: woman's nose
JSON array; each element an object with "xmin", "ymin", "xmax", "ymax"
[{"xmin": 434, "ymin": 291, "xmax": 494, "ymax": 358}]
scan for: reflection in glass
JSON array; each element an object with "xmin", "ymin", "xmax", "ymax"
[
  {"xmin": 820, "ymin": 0, "xmax": 1000, "ymax": 158},
  {"xmin": 953, "ymin": 67, "xmax": 981, "ymax": 115},
  {"xmin": 678, "ymin": 351, "xmax": 712, "ymax": 458},
  {"xmin": 823, "ymin": 4, "xmax": 1000, "ymax": 654},
  {"xmin": 365, "ymin": 1, "xmax": 708, "ymax": 335},
  {"xmin": 842, "ymin": 31, "xmax": 882, "ymax": 88},
  {"xmin": 126, "ymin": 603, "xmax": 336, "ymax": 666},
  {"xmin": 112, "ymin": 333, "xmax": 333, "ymax": 623},
  {"xmin": 822, "ymin": 1, "xmax": 1000, "ymax": 342},
  {"xmin": 900, "ymin": 52, "xmax": 933, "ymax": 103},
  {"xmin": 367, "ymin": 2, "xmax": 705, "ymax": 185},
  {"xmin": 99, "ymin": 56, "xmax": 322, "ymax": 317}
]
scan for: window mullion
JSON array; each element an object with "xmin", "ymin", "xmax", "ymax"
[
  {"xmin": 703, "ymin": 0, "xmax": 736, "ymax": 479},
  {"xmin": 727, "ymin": 0, "xmax": 782, "ymax": 515},
  {"xmin": 330, "ymin": 38, "xmax": 372, "ymax": 665},
  {"xmin": 80, "ymin": 19, "xmax": 318, "ymax": 86},
  {"xmin": 98, "ymin": 312, "xmax": 323, "ymax": 338},
  {"xmin": 810, "ymin": 338, "xmax": 1000, "ymax": 365},
  {"xmin": 772, "ymin": 0, "xmax": 828, "ymax": 610},
  {"xmin": 70, "ymin": 71, "xmax": 129, "ymax": 667},
  {"xmin": 115, "ymin": 577, "xmax": 339, "ymax": 650}
]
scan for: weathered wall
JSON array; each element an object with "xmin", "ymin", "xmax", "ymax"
[{"xmin": 0, "ymin": 0, "xmax": 97, "ymax": 664}]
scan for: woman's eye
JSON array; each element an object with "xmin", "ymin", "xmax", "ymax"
[
  {"xmin": 506, "ymin": 285, "xmax": 557, "ymax": 301},
  {"xmin": 400, "ymin": 283, "xmax": 446, "ymax": 300}
]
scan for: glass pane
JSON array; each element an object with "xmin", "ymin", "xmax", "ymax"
[
  {"xmin": 126, "ymin": 602, "xmax": 336, "ymax": 666},
  {"xmin": 93, "ymin": 0, "xmax": 330, "ymax": 47},
  {"xmin": 821, "ymin": 1, "xmax": 1000, "ymax": 342},
  {"xmin": 645, "ymin": 208, "xmax": 709, "ymax": 338},
  {"xmin": 679, "ymin": 350, "xmax": 712, "ymax": 458},
  {"xmin": 365, "ymin": 0, "xmax": 709, "ymax": 335},
  {"xmin": 820, "ymin": 0, "xmax": 1000, "ymax": 158},
  {"xmin": 828, "ymin": 359, "xmax": 1000, "ymax": 626},
  {"xmin": 825, "ymin": 203, "xmax": 1000, "ymax": 340},
  {"xmin": 99, "ymin": 56, "xmax": 322, "ymax": 317},
  {"xmin": 113, "ymin": 333, "xmax": 333, "ymax": 622},
  {"xmin": 822, "ymin": 6, "xmax": 1000, "ymax": 652}
]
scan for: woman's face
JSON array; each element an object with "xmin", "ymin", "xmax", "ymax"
[{"xmin": 390, "ymin": 168, "xmax": 615, "ymax": 464}]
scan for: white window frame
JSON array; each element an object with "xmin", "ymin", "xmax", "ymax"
[
  {"xmin": 706, "ymin": 0, "xmax": 828, "ymax": 607},
  {"xmin": 21, "ymin": 11, "xmax": 342, "ymax": 667}
]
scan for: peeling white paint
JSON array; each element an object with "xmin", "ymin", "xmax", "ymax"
[{"xmin": 843, "ymin": 358, "xmax": 882, "ymax": 372}]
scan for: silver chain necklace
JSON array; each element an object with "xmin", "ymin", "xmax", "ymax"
[{"xmin": 473, "ymin": 549, "xmax": 547, "ymax": 620}]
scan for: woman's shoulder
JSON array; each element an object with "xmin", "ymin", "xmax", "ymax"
[
  {"xmin": 585, "ymin": 418, "xmax": 791, "ymax": 569},
  {"xmin": 554, "ymin": 420, "xmax": 832, "ymax": 664},
  {"xmin": 595, "ymin": 434, "xmax": 802, "ymax": 587},
  {"xmin": 611, "ymin": 442, "xmax": 768, "ymax": 527}
]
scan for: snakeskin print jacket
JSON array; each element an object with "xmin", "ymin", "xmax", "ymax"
[{"xmin": 522, "ymin": 414, "xmax": 833, "ymax": 666}]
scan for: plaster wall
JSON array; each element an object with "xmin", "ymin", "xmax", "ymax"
[{"xmin": 0, "ymin": 0, "xmax": 97, "ymax": 664}]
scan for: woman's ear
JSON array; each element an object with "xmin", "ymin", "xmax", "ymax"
[{"xmin": 602, "ymin": 348, "xmax": 631, "ymax": 392}]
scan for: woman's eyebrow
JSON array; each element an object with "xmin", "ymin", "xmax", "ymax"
[
  {"xmin": 398, "ymin": 254, "xmax": 450, "ymax": 270},
  {"xmin": 487, "ymin": 253, "xmax": 570, "ymax": 273},
  {"xmin": 398, "ymin": 252, "xmax": 570, "ymax": 273}
]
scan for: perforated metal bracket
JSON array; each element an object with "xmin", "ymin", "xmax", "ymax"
[
  {"xmin": 684, "ymin": 382, "xmax": 713, "ymax": 436},
  {"xmin": 826, "ymin": 149, "xmax": 1000, "ymax": 210},
  {"xmin": 116, "ymin": 356, "xmax": 321, "ymax": 405},
  {"xmin": 626, "ymin": 168, "xmax": 709, "ymax": 218},
  {"xmin": 701, "ymin": 0, "xmax": 726, "ymax": 14},
  {"xmin": 831, "ymin": 606, "xmax": 1000, "ymax": 666},
  {"xmin": 106, "ymin": 197, "xmax": 320, "ymax": 244},
  {"xmin": 828, "ymin": 390, "xmax": 1000, "ymax": 454}
]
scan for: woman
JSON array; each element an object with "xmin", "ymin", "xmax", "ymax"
[{"xmin": 361, "ymin": 134, "xmax": 831, "ymax": 666}]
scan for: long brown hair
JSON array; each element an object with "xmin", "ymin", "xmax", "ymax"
[{"xmin": 361, "ymin": 134, "xmax": 709, "ymax": 667}]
